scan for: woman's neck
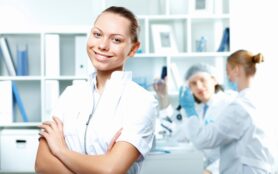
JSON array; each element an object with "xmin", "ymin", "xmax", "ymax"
[
  {"xmin": 96, "ymin": 70, "xmax": 112, "ymax": 93},
  {"xmin": 238, "ymin": 76, "xmax": 252, "ymax": 92}
]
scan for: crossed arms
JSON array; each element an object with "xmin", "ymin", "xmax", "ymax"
[{"xmin": 35, "ymin": 117, "xmax": 140, "ymax": 174}]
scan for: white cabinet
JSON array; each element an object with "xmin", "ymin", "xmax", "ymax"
[{"xmin": 0, "ymin": 129, "xmax": 39, "ymax": 172}]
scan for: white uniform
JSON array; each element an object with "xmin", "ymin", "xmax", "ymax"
[
  {"xmin": 159, "ymin": 91, "xmax": 235, "ymax": 174},
  {"xmin": 184, "ymin": 88, "xmax": 275, "ymax": 174},
  {"xmin": 52, "ymin": 71, "xmax": 158, "ymax": 174},
  {"xmin": 199, "ymin": 91, "xmax": 235, "ymax": 174}
]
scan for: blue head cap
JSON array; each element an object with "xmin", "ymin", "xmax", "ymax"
[{"xmin": 185, "ymin": 63, "xmax": 217, "ymax": 81}]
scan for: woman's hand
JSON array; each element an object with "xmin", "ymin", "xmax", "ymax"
[
  {"xmin": 38, "ymin": 116, "xmax": 68, "ymax": 157},
  {"xmin": 179, "ymin": 86, "xmax": 197, "ymax": 117},
  {"xmin": 153, "ymin": 78, "xmax": 169, "ymax": 109}
]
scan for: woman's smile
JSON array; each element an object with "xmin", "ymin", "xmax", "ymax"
[{"xmin": 94, "ymin": 51, "xmax": 113, "ymax": 62}]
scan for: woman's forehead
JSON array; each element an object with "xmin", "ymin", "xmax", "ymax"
[
  {"xmin": 189, "ymin": 72, "xmax": 212, "ymax": 82},
  {"xmin": 94, "ymin": 12, "xmax": 131, "ymax": 36}
]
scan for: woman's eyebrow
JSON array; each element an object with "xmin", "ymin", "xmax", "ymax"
[{"xmin": 93, "ymin": 26, "xmax": 126, "ymax": 38}]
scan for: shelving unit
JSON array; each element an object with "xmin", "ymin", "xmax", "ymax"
[
  {"xmin": 0, "ymin": 26, "xmax": 91, "ymax": 173},
  {"xmin": 0, "ymin": 0, "xmax": 230, "ymax": 173},
  {"xmin": 0, "ymin": 26, "xmax": 89, "ymax": 126},
  {"xmin": 0, "ymin": 0, "xmax": 230, "ymax": 126},
  {"xmin": 109, "ymin": 0, "xmax": 232, "ymax": 95}
]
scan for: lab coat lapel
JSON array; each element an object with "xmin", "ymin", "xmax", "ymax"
[
  {"xmin": 85, "ymin": 72, "xmax": 131, "ymax": 153},
  {"xmin": 92, "ymin": 72, "xmax": 130, "ymax": 126}
]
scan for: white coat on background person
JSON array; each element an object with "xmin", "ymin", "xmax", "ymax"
[
  {"xmin": 183, "ymin": 50, "xmax": 275, "ymax": 174},
  {"xmin": 153, "ymin": 63, "xmax": 236, "ymax": 174}
]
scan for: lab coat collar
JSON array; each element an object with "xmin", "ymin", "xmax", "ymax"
[
  {"xmin": 88, "ymin": 71, "xmax": 132, "ymax": 90},
  {"xmin": 110, "ymin": 71, "xmax": 132, "ymax": 81},
  {"xmin": 238, "ymin": 87, "xmax": 252, "ymax": 96},
  {"xmin": 204, "ymin": 90, "xmax": 224, "ymax": 108},
  {"xmin": 89, "ymin": 71, "xmax": 132, "ymax": 82},
  {"xmin": 237, "ymin": 87, "xmax": 258, "ymax": 105}
]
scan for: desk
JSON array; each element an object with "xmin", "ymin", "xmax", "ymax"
[{"xmin": 140, "ymin": 141, "xmax": 203, "ymax": 174}]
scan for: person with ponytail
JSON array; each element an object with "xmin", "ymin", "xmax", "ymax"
[{"xmin": 182, "ymin": 50, "xmax": 275, "ymax": 174}]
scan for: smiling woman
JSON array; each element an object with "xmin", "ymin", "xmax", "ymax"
[
  {"xmin": 87, "ymin": 8, "xmax": 140, "ymax": 75},
  {"xmin": 35, "ymin": 6, "xmax": 158, "ymax": 174}
]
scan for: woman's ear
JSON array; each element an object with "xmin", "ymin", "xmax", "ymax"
[
  {"xmin": 234, "ymin": 65, "xmax": 241, "ymax": 76},
  {"xmin": 128, "ymin": 42, "xmax": 140, "ymax": 57}
]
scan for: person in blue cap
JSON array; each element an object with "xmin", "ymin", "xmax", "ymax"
[{"xmin": 153, "ymin": 63, "xmax": 236, "ymax": 174}]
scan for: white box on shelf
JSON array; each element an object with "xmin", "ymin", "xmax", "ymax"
[
  {"xmin": 0, "ymin": 80, "xmax": 13, "ymax": 124},
  {"xmin": 44, "ymin": 80, "xmax": 59, "ymax": 121},
  {"xmin": 0, "ymin": 129, "xmax": 40, "ymax": 172},
  {"xmin": 75, "ymin": 35, "xmax": 89, "ymax": 76},
  {"xmin": 45, "ymin": 34, "xmax": 60, "ymax": 76}
]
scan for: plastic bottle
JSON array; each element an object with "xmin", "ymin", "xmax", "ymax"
[{"xmin": 196, "ymin": 36, "xmax": 207, "ymax": 52}]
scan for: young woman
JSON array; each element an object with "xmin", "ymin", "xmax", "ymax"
[
  {"xmin": 153, "ymin": 63, "xmax": 236, "ymax": 174},
  {"xmin": 183, "ymin": 50, "xmax": 275, "ymax": 174},
  {"xmin": 35, "ymin": 6, "xmax": 158, "ymax": 174}
]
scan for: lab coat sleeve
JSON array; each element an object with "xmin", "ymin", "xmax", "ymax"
[
  {"xmin": 184, "ymin": 102, "xmax": 250, "ymax": 149},
  {"xmin": 51, "ymin": 82, "xmax": 89, "ymax": 122},
  {"xmin": 51, "ymin": 86, "xmax": 73, "ymax": 121},
  {"xmin": 117, "ymin": 86, "xmax": 159, "ymax": 158}
]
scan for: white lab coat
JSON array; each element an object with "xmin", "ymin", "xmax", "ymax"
[
  {"xmin": 184, "ymin": 88, "xmax": 275, "ymax": 174},
  {"xmin": 199, "ymin": 90, "xmax": 236, "ymax": 174},
  {"xmin": 52, "ymin": 71, "xmax": 159, "ymax": 174},
  {"xmin": 159, "ymin": 90, "xmax": 235, "ymax": 174}
]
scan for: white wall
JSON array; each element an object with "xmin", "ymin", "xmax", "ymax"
[
  {"xmin": 231, "ymin": 2, "xmax": 278, "ymax": 168},
  {"xmin": 230, "ymin": 0, "xmax": 278, "ymax": 115},
  {"xmin": 0, "ymin": 0, "xmax": 95, "ymax": 29}
]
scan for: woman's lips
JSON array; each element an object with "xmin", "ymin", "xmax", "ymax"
[
  {"xmin": 197, "ymin": 90, "xmax": 205, "ymax": 96},
  {"xmin": 94, "ymin": 51, "xmax": 112, "ymax": 61}
]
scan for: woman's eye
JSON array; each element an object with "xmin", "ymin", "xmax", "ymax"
[
  {"xmin": 112, "ymin": 38, "xmax": 122, "ymax": 43},
  {"xmin": 190, "ymin": 82, "xmax": 197, "ymax": 86},
  {"xmin": 93, "ymin": 32, "xmax": 101, "ymax": 38}
]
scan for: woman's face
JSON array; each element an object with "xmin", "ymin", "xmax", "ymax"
[
  {"xmin": 188, "ymin": 72, "xmax": 217, "ymax": 103},
  {"xmin": 87, "ymin": 12, "xmax": 139, "ymax": 72},
  {"xmin": 226, "ymin": 63, "xmax": 236, "ymax": 82}
]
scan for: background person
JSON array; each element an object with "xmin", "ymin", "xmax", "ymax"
[
  {"xmin": 153, "ymin": 63, "xmax": 236, "ymax": 174},
  {"xmin": 183, "ymin": 50, "xmax": 275, "ymax": 174}
]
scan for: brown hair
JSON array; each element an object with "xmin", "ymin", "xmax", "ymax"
[
  {"xmin": 98, "ymin": 6, "xmax": 140, "ymax": 43},
  {"xmin": 227, "ymin": 49, "xmax": 264, "ymax": 76}
]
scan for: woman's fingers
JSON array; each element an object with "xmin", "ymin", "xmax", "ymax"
[
  {"xmin": 53, "ymin": 116, "xmax": 64, "ymax": 132},
  {"xmin": 38, "ymin": 119, "xmax": 59, "ymax": 135}
]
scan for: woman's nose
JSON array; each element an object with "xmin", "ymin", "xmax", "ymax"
[
  {"xmin": 98, "ymin": 37, "xmax": 109, "ymax": 51},
  {"xmin": 196, "ymin": 81, "xmax": 204, "ymax": 89}
]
